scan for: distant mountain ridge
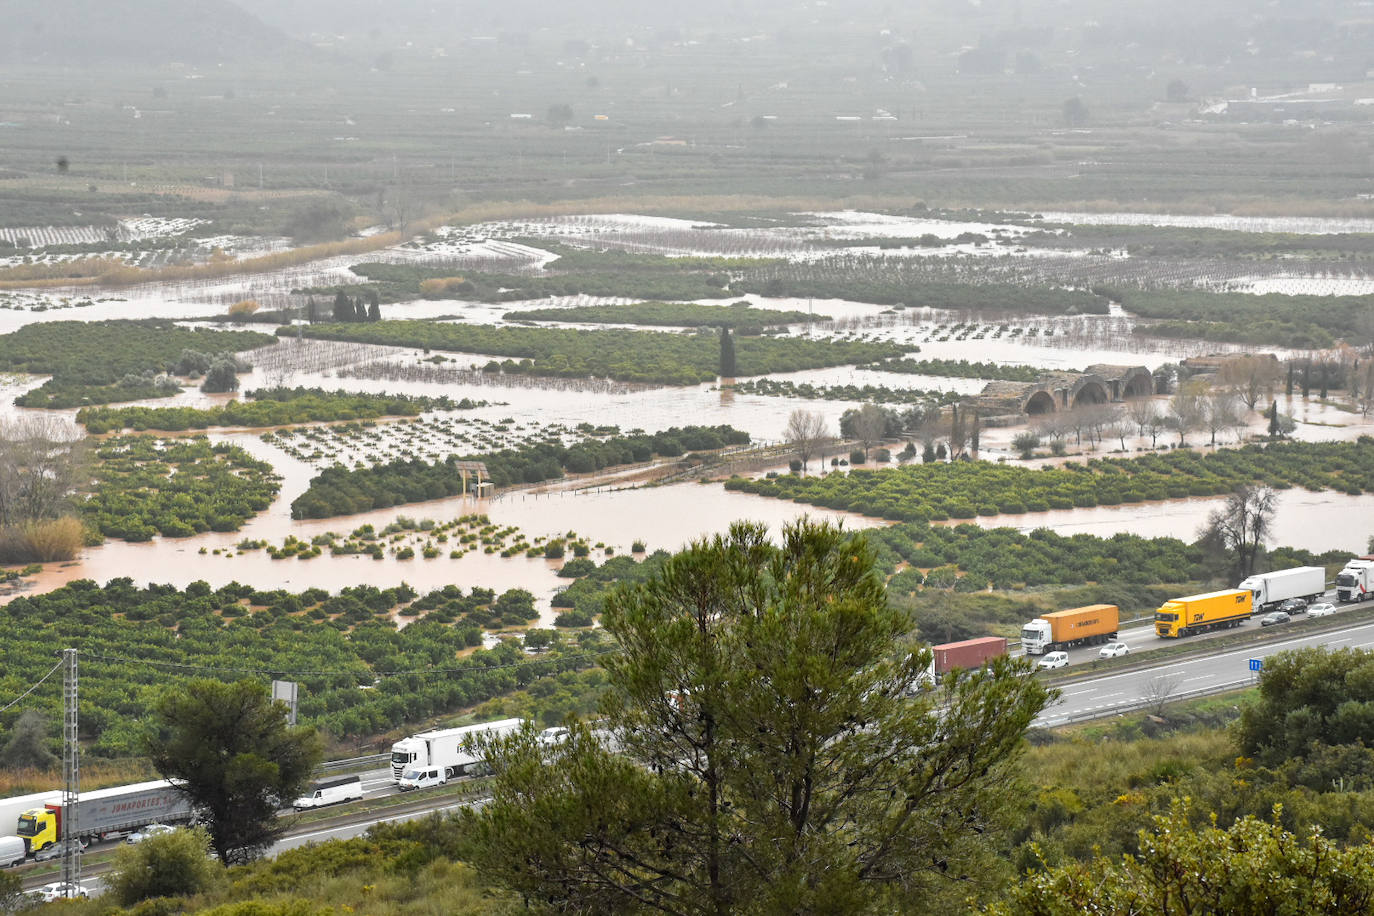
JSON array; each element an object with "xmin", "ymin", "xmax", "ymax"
[{"xmin": 1, "ymin": 0, "xmax": 305, "ymax": 66}]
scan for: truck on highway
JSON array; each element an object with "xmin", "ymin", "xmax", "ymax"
[
  {"xmin": 930, "ymin": 637, "xmax": 1007, "ymax": 676},
  {"xmin": 1336, "ymin": 556, "xmax": 1374, "ymax": 602},
  {"xmin": 389, "ymin": 718, "xmax": 525, "ymax": 784},
  {"xmin": 1020, "ymin": 605, "xmax": 1119, "ymax": 655},
  {"xmin": 12, "ymin": 780, "xmax": 193, "ymax": 855},
  {"xmin": 1237, "ymin": 566, "xmax": 1325, "ymax": 611},
  {"xmin": 1154, "ymin": 589, "xmax": 1252, "ymax": 638}
]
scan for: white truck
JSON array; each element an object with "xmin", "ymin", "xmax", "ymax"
[
  {"xmin": 1237, "ymin": 566, "xmax": 1326, "ymax": 612},
  {"xmin": 1337, "ymin": 556, "xmax": 1374, "ymax": 603},
  {"xmin": 390, "ymin": 718, "xmax": 525, "ymax": 786}
]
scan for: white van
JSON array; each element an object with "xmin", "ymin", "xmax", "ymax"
[
  {"xmin": 397, "ymin": 766, "xmax": 447, "ymax": 792},
  {"xmin": 293, "ymin": 775, "xmax": 365, "ymax": 809},
  {"xmin": 1037, "ymin": 651, "xmax": 1070, "ymax": 671},
  {"xmin": 0, "ymin": 835, "xmax": 25, "ymax": 867}
]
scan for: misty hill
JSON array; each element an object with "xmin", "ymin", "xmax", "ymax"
[{"xmin": 1, "ymin": 0, "xmax": 305, "ymax": 66}]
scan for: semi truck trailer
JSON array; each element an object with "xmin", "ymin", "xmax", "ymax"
[
  {"xmin": 390, "ymin": 718, "xmax": 525, "ymax": 784},
  {"xmin": 1336, "ymin": 557, "xmax": 1374, "ymax": 602},
  {"xmin": 1154, "ymin": 589, "xmax": 1252, "ymax": 638},
  {"xmin": 1020, "ymin": 605, "xmax": 1119, "ymax": 655},
  {"xmin": 1237, "ymin": 566, "xmax": 1325, "ymax": 611},
  {"xmin": 930, "ymin": 637, "xmax": 1008, "ymax": 675},
  {"xmin": 13, "ymin": 780, "xmax": 193, "ymax": 855}
]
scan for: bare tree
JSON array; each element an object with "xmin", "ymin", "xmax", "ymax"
[
  {"xmin": 1079, "ymin": 404, "xmax": 1119, "ymax": 450},
  {"xmin": 1141, "ymin": 674, "xmax": 1183, "ymax": 717},
  {"xmin": 1197, "ymin": 484, "xmax": 1277, "ymax": 578},
  {"xmin": 1126, "ymin": 396, "xmax": 1157, "ymax": 437},
  {"xmin": 1203, "ymin": 391, "xmax": 1243, "ymax": 446},
  {"xmin": 1218, "ymin": 355, "xmax": 1281, "ymax": 411},
  {"xmin": 1110, "ymin": 418, "xmax": 1132, "ymax": 452},
  {"xmin": 0, "ymin": 416, "xmax": 89, "ymax": 529},
  {"xmin": 852, "ymin": 403, "xmax": 888, "ymax": 459},
  {"xmin": 784, "ymin": 409, "xmax": 830, "ymax": 474},
  {"xmin": 1167, "ymin": 382, "xmax": 1206, "ymax": 446},
  {"xmin": 1359, "ymin": 362, "xmax": 1374, "ymax": 417}
]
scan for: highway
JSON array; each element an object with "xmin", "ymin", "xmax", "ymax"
[
  {"xmin": 1016, "ymin": 589, "xmax": 1370, "ymax": 669},
  {"xmin": 1037, "ymin": 617, "xmax": 1374, "ymax": 727}
]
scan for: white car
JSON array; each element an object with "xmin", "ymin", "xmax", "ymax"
[
  {"xmin": 1099, "ymin": 642, "xmax": 1130, "ymax": 659},
  {"xmin": 537, "ymin": 727, "xmax": 570, "ymax": 747},
  {"xmin": 1037, "ymin": 651, "xmax": 1070, "ymax": 670},
  {"xmin": 1308, "ymin": 602, "xmax": 1337, "ymax": 618},
  {"xmin": 34, "ymin": 882, "xmax": 89, "ymax": 903},
  {"xmin": 126, "ymin": 823, "xmax": 177, "ymax": 844}
]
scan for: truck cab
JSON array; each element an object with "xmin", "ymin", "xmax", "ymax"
[
  {"xmin": 390, "ymin": 738, "xmax": 423, "ymax": 781},
  {"xmin": 1336, "ymin": 557, "xmax": 1374, "ymax": 602},
  {"xmin": 16, "ymin": 808, "xmax": 56, "ymax": 855},
  {"xmin": 1020, "ymin": 619, "xmax": 1054, "ymax": 656}
]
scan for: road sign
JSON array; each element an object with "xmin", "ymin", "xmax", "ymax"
[{"xmin": 1248, "ymin": 658, "xmax": 1263, "ymax": 672}]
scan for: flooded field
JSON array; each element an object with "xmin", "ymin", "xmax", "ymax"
[{"xmin": 2, "ymin": 208, "xmax": 1372, "ymax": 623}]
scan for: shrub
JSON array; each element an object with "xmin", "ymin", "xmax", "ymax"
[
  {"xmin": 3, "ymin": 516, "xmax": 87, "ymax": 562},
  {"xmin": 108, "ymin": 826, "xmax": 221, "ymax": 905},
  {"xmin": 1012, "ymin": 431, "xmax": 1040, "ymax": 459},
  {"xmin": 850, "ymin": 449, "xmax": 867, "ymax": 464}
]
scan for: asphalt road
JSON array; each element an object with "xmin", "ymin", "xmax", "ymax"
[{"xmin": 1037, "ymin": 617, "xmax": 1374, "ymax": 727}]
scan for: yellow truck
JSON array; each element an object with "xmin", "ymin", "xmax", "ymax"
[
  {"xmin": 1154, "ymin": 589, "xmax": 1253, "ymax": 638},
  {"xmin": 1021, "ymin": 605, "xmax": 1119, "ymax": 655}
]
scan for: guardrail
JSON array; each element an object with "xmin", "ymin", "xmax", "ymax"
[
  {"xmin": 1039, "ymin": 677, "xmax": 1252, "ymax": 728},
  {"xmin": 319, "ymin": 753, "xmax": 389, "ymax": 773}
]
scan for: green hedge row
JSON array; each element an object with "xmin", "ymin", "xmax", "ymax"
[{"xmin": 726, "ymin": 440, "xmax": 1374, "ymax": 522}]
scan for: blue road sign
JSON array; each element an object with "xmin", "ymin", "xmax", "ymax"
[{"xmin": 1248, "ymin": 658, "xmax": 1263, "ymax": 672}]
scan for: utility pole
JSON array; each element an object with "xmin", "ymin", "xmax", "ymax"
[{"xmin": 61, "ymin": 648, "xmax": 81, "ymax": 897}]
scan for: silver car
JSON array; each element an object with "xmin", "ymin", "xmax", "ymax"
[{"xmin": 1308, "ymin": 602, "xmax": 1336, "ymax": 618}]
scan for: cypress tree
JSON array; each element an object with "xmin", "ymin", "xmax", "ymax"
[
  {"xmin": 332, "ymin": 291, "xmax": 350, "ymax": 322},
  {"xmin": 1268, "ymin": 400, "xmax": 1280, "ymax": 438},
  {"xmin": 1302, "ymin": 360, "xmax": 1311, "ymax": 399},
  {"xmin": 719, "ymin": 327, "xmax": 736, "ymax": 377},
  {"xmin": 1286, "ymin": 363, "xmax": 1294, "ymax": 397}
]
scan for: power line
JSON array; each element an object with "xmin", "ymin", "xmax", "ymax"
[{"xmin": 0, "ymin": 659, "xmax": 63, "ymax": 713}]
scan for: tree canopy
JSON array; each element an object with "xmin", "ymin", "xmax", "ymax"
[
  {"xmin": 460, "ymin": 520, "xmax": 1052, "ymax": 913},
  {"xmin": 143, "ymin": 678, "xmax": 322, "ymax": 864},
  {"xmin": 991, "ymin": 801, "xmax": 1374, "ymax": 916}
]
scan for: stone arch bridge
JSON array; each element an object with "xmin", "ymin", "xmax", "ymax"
[{"xmin": 972, "ymin": 364, "xmax": 1152, "ymax": 417}]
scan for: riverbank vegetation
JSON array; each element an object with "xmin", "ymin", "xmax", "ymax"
[
  {"xmin": 731, "ymin": 267, "xmax": 1110, "ymax": 313},
  {"xmin": 291, "ymin": 425, "xmax": 750, "ymax": 518},
  {"xmin": 732, "ymin": 378, "xmax": 964, "ymax": 407},
  {"xmin": 865, "ymin": 357, "xmax": 1050, "ymax": 382},
  {"xmin": 1118, "ymin": 289, "xmax": 1370, "ymax": 349},
  {"xmin": 76, "ymin": 388, "xmax": 477, "ymax": 433},
  {"xmin": 726, "ymin": 440, "xmax": 1374, "ymax": 522},
  {"xmin": 0, "ymin": 320, "xmax": 272, "ymax": 407},
  {"xmin": 83, "ymin": 437, "xmax": 280, "ymax": 540},
  {"xmin": 505, "ymin": 300, "xmax": 820, "ymax": 329},
  {"xmin": 290, "ymin": 321, "xmax": 904, "ymax": 385}
]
